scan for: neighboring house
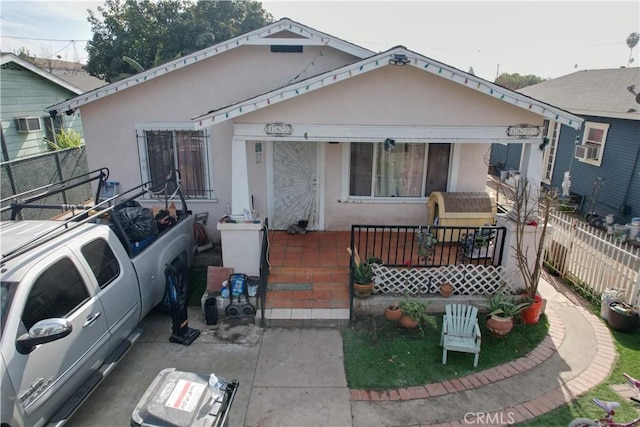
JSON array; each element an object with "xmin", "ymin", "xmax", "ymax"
[
  {"xmin": 491, "ymin": 67, "xmax": 640, "ymax": 221},
  {"xmin": 26, "ymin": 56, "xmax": 106, "ymax": 92},
  {"xmin": 0, "ymin": 53, "xmax": 98, "ymax": 161},
  {"xmin": 48, "ymin": 18, "xmax": 582, "ymax": 241}
]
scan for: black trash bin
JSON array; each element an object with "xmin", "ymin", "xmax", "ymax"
[
  {"xmin": 205, "ymin": 297, "xmax": 218, "ymax": 325},
  {"xmin": 131, "ymin": 368, "xmax": 238, "ymax": 427}
]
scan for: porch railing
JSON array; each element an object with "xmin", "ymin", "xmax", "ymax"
[
  {"xmin": 258, "ymin": 218, "xmax": 270, "ymax": 326},
  {"xmin": 349, "ymin": 224, "xmax": 508, "ymax": 317},
  {"xmin": 350, "ymin": 224, "xmax": 506, "ymax": 268}
]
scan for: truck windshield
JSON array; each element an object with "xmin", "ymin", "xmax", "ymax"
[{"xmin": 1, "ymin": 281, "xmax": 18, "ymax": 339}]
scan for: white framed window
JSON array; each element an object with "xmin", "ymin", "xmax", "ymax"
[
  {"xmin": 43, "ymin": 115, "xmax": 63, "ymax": 143},
  {"xmin": 576, "ymin": 121, "xmax": 609, "ymax": 166},
  {"xmin": 137, "ymin": 124, "xmax": 213, "ymax": 199},
  {"xmin": 542, "ymin": 119, "xmax": 560, "ymax": 184},
  {"xmin": 349, "ymin": 141, "xmax": 427, "ymax": 199}
]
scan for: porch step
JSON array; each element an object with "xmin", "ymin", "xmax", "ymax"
[
  {"xmin": 266, "ymin": 285, "xmax": 349, "ymax": 309},
  {"xmin": 264, "ymin": 266, "xmax": 350, "ymax": 326},
  {"xmin": 257, "ymin": 307, "xmax": 350, "ymax": 328}
]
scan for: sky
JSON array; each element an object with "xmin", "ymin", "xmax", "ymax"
[{"xmin": 1, "ymin": 0, "xmax": 638, "ymax": 81}]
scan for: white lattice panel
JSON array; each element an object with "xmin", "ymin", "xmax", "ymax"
[{"xmin": 371, "ymin": 264, "xmax": 515, "ymax": 295}]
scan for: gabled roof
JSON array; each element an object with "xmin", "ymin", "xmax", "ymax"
[
  {"xmin": 47, "ymin": 18, "xmax": 374, "ymax": 114},
  {"xmin": 519, "ymin": 67, "xmax": 640, "ymax": 121},
  {"xmin": 193, "ymin": 46, "xmax": 584, "ymax": 130},
  {"xmin": 0, "ymin": 53, "xmax": 85, "ymax": 95},
  {"xmin": 56, "ymin": 73, "xmax": 106, "ymax": 92},
  {"xmin": 17, "ymin": 56, "xmax": 107, "ymax": 91}
]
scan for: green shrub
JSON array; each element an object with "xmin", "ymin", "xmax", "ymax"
[{"xmin": 47, "ymin": 129, "xmax": 83, "ymax": 150}]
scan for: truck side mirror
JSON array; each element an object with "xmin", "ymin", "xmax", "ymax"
[{"xmin": 16, "ymin": 318, "xmax": 72, "ymax": 354}]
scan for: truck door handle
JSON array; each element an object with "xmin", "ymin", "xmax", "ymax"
[{"xmin": 83, "ymin": 312, "xmax": 101, "ymax": 328}]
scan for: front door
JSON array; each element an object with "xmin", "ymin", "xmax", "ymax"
[
  {"xmin": 272, "ymin": 141, "xmax": 319, "ymax": 230},
  {"xmin": 425, "ymin": 143, "xmax": 451, "ymax": 195}
]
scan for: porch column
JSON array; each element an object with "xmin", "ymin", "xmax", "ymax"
[
  {"xmin": 519, "ymin": 142, "xmax": 544, "ymax": 187},
  {"xmin": 519, "ymin": 141, "xmax": 545, "ymax": 217},
  {"xmin": 219, "ymin": 136, "xmax": 263, "ymax": 277},
  {"xmin": 231, "ymin": 136, "xmax": 251, "ymax": 215}
]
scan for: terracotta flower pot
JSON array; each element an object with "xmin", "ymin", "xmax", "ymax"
[
  {"xmin": 486, "ymin": 315, "xmax": 513, "ymax": 338},
  {"xmin": 399, "ymin": 314, "xmax": 419, "ymax": 329},
  {"xmin": 354, "ymin": 282, "xmax": 373, "ymax": 298},
  {"xmin": 522, "ymin": 295, "xmax": 543, "ymax": 324},
  {"xmin": 385, "ymin": 305, "xmax": 402, "ymax": 321},
  {"xmin": 440, "ymin": 283, "xmax": 454, "ymax": 298}
]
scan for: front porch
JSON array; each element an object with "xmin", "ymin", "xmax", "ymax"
[{"xmin": 260, "ymin": 225, "xmax": 509, "ymax": 326}]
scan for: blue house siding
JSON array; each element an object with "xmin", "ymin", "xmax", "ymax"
[
  {"xmin": 490, "ymin": 143, "xmax": 522, "ymax": 174},
  {"xmin": 0, "ymin": 62, "xmax": 84, "ymax": 161},
  {"xmin": 551, "ymin": 116, "xmax": 640, "ymax": 221}
]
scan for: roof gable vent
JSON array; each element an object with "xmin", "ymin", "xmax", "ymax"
[{"xmin": 270, "ymin": 45, "xmax": 303, "ymax": 53}]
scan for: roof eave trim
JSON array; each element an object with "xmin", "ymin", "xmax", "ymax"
[
  {"xmin": 193, "ymin": 48, "xmax": 583, "ymax": 130},
  {"xmin": 47, "ymin": 18, "xmax": 373, "ymax": 113},
  {"xmin": 1, "ymin": 54, "xmax": 84, "ymax": 95}
]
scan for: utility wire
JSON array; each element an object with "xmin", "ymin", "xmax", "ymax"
[{"xmin": 0, "ymin": 35, "xmax": 90, "ymax": 42}]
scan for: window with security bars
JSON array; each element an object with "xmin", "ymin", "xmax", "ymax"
[{"xmin": 143, "ymin": 129, "xmax": 210, "ymax": 198}]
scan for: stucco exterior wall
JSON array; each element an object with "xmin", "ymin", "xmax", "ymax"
[
  {"xmin": 232, "ymin": 65, "xmax": 540, "ymax": 230},
  {"xmin": 77, "ymin": 45, "xmax": 360, "ymax": 238},
  {"xmin": 79, "ymin": 44, "xmax": 359, "ymax": 182},
  {"xmin": 76, "ymin": 42, "xmax": 549, "ymax": 238},
  {"xmin": 237, "ymin": 65, "xmax": 542, "ymax": 126}
]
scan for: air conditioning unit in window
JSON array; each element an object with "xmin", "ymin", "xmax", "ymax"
[
  {"xmin": 575, "ymin": 143, "xmax": 599, "ymax": 160},
  {"xmin": 14, "ymin": 117, "xmax": 42, "ymax": 133}
]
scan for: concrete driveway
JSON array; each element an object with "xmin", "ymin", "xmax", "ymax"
[{"xmin": 66, "ymin": 307, "xmax": 351, "ymax": 427}]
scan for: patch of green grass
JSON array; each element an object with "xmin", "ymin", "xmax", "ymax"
[
  {"xmin": 517, "ymin": 327, "xmax": 640, "ymax": 426},
  {"xmin": 342, "ymin": 314, "xmax": 549, "ymax": 390}
]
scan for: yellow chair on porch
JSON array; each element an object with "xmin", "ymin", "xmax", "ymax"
[{"xmin": 440, "ymin": 304, "xmax": 481, "ymax": 367}]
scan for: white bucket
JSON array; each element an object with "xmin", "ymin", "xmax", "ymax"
[
  {"xmin": 628, "ymin": 223, "xmax": 640, "ymax": 241},
  {"xmin": 606, "ymin": 214, "xmax": 615, "ymax": 225},
  {"xmin": 632, "ymin": 217, "xmax": 640, "ymax": 226},
  {"xmin": 613, "ymin": 224, "xmax": 629, "ymax": 242}
]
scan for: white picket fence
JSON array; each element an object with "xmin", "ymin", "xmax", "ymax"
[{"xmin": 545, "ymin": 211, "xmax": 640, "ymax": 306}]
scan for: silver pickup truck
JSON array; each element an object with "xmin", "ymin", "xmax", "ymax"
[{"xmin": 0, "ymin": 169, "xmax": 195, "ymax": 427}]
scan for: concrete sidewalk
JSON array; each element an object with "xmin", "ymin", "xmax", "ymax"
[{"xmin": 67, "ymin": 273, "xmax": 615, "ymax": 427}]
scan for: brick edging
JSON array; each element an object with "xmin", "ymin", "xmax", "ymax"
[
  {"xmin": 350, "ymin": 307, "xmax": 566, "ymax": 402},
  {"xmin": 424, "ymin": 306, "xmax": 617, "ymax": 426}
]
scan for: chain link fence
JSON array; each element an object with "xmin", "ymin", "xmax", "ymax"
[{"xmin": 1, "ymin": 147, "xmax": 91, "ymax": 221}]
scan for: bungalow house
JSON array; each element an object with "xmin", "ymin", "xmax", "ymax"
[
  {"xmin": 491, "ymin": 67, "xmax": 640, "ymax": 223},
  {"xmin": 47, "ymin": 18, "xmax": 582, "ymax": 243},
  {"xmin": 0, "ymin": 53, "xmax": 101, "ymax": 161}
]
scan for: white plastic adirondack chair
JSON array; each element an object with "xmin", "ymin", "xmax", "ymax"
[{"xmin": 440, "ymin": 304, "xmax": 481, "ymax": 367}]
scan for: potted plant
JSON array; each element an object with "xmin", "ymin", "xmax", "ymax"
[
  {"xmin": 353, "ymin": 259, "xmax": 374, "ymax": 298},
  {"xmin": 502, "ymin": 175, "xmax": 553, "ymax": 324},
  {"xmin": 348, "ymin": 248, "xmax": 381, "ymax": 298},
  {"xmin": 417, "ymin": 231, "xmax": 438, "ymax": 262},
  {"xmin": 384, "ymin": 301, "xmax": 402, "ymax": 321},
  {"xmin": 472, "ymin": 232, "xmax": 493, "ymax": 258},
  {"xmin": 398, "ymin": 295, "xmax": 433, "ymax": 335},
  {"xmin": 439, "ymin": 283, "xmax": 454, "ymax": 298},
  {"xmin": 485, "ymin": 293, "xmax": 530, "ymax": 338}
]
